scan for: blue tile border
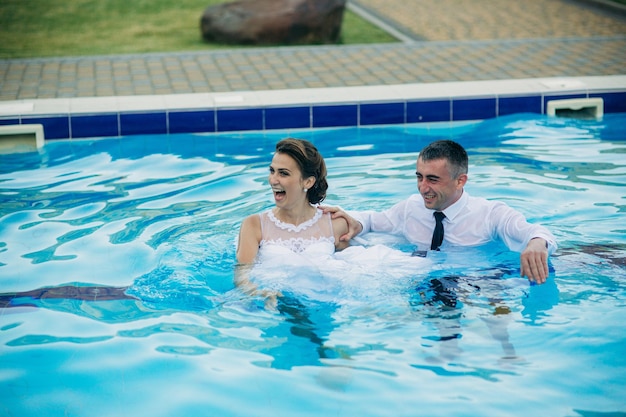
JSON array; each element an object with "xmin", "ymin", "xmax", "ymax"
[
  {"xmin": 360, "ymin": 102, "xmax": 405, "ymax": 126},
  {"xmin": 407, "ymin": 100, "xmax": 450, "ymax": 123},
  {"xmin": 217, "ymin": 108, "xmax": 264, "ymax": 132},
  {"xmin": 120, "ymin": 112, "xmax": 167, "ymax": 136},
  {"xmin": 169, "ymin": 109, "xmax": 215, "ymax": 134},
  {"xmin": 590, "ymin": 91, "xmax": 626, "ymax": 113},
  {"xmin": 71, "ymin": 113, "xmax": 118, "ymax": 139},
  {"xmin": 498, "ymin": 95, "xmax": 543, "ymax": 116},
  {"xmin": 1, "ymin": 77, "xmax": 624, "ymax": 140},
  {"xmin": 312, "ymin": 104, "xmax": 359, "ymax": 128},
  {"xmin": 453, "ymin": 97, "xmax": 497, "ymax": 121},
  {"xmin": 0, "ymin": 118, "xmax": 20, "ymax": 127},
  {"xmin": 265, "ymin": 106, "xmax": 310, "ymax": 130}
]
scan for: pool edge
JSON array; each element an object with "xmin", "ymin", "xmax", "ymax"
[{"xmin": 0, "ymin": 76, "xmax": 625, "ymax": 140}]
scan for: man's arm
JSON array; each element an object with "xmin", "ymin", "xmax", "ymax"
[
  {"xmin": 491, "ymin": 202, "xmax": 557, "ymax": 284},
  {"xmin": 520, "ymin": 237, "xmax": 550, "ymax": 284},
  {"xmin": 322, "ymin": 200, "xmax": 408, "ymax": 242}
]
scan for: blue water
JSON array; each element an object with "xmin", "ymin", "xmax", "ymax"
[{"xmin": 0, "ymin": 113, "xmax": 625, "ymax": 417}]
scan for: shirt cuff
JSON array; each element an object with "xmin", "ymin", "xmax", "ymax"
[
  {"xmin": 347, "ymin": 210, "xmax": 369, "ymax": 236},
  {"xmin": 531, "ymin": 235, "xmax": 557, "ymax": 254}
]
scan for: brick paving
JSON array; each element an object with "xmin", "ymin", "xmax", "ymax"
[
  {"xmin": 0, "ymin": 0, "xmax": 625, "ymax": 101},
  {"xmin": 353, "ymin": 0, "xmax": 626, "ymax": 41}
]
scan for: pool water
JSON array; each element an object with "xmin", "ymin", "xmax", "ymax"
[{"xmin": 1, "ymin": 113, "xmax": 625, "ymax": 417}]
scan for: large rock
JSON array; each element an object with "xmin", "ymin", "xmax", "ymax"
[{"xmin": 200, "ymin": 0, "xmax": 347, "ymax": 45}]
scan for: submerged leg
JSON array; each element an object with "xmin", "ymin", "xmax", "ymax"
[{"xmin": 261, "ymin": 295, "xmax": 338, "ymax": 370}]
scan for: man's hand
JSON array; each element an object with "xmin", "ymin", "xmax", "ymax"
[
  {"xmin": 520, "ymin": 238, "xmax": 550, "ymax": 284},
  {"xmin": 319, "ymin": 206, "xmax": 363, "ymax": 241}
]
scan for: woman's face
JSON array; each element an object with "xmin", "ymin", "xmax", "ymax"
[{"xmin": 268, "ymin": 152, "xmax": 312, "ymax": 208}]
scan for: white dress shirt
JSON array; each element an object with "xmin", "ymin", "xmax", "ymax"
[{"xmin": 351, "ymin": 190, "xmax": 557, "ymax": 253}]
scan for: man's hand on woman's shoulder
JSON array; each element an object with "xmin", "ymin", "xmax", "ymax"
[{"xmin": 319, "ymin": 206, "xmax": 362, "ymax": 241}]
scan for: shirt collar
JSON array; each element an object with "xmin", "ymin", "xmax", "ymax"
[{"xmin": 439, "ymin": 190, "xmax": 468, "ymax": 222}]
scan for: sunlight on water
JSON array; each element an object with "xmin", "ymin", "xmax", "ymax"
[{"xmin": 0, "ymin": 114, "xmax": 624, "ymax": 417}]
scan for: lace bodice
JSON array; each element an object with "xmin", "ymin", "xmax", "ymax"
[{"xmin": 258, "ymin": 208, "xmax": 336, "ymax": 256}]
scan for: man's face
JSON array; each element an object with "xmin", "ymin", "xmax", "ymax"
[{"xmin": 416, "ymin": 157, "xmax": 466, "ymax": 211}]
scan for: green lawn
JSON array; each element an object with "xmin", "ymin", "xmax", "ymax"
[{"xmin": 0, "ymin": 0, "xmax": 397, "ymax": 59}]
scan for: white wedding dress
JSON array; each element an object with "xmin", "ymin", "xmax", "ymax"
[
  {"xmin": 257, "ymin": 208, "xmax": 336, "ymax": 263},
  {"xmin": 248, "ymin": 208, "xmax": 432, "ymax": 302}
]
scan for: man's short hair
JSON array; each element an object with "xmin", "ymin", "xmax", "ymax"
[{"xmin": 419, "ymin": 140, "xmax": 468, "ymax": 178}]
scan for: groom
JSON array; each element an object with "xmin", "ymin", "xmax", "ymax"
[{"xmin": 324, "ymin": 140, "xmax": 556, "ymax": 284}]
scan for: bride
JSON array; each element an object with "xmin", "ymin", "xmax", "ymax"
[
  {"xmin": 236, "ymin": 137, "xmax": 350, "ymax": 264},
  {"xmin": 235, "ymin": 138, "xmax": 349, "ymax": 305}
]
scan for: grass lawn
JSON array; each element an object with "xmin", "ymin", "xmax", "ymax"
[{"xmin": 0, "ymin": 0, "xmax": 397, "ymax": 59}]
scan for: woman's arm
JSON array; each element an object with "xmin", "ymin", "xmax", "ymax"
[
  {"xmin": 236, "ymin": 214, "xmax": 262, "ymax": 264},
  {"xmin": 234, "ymin": 263, "xmax": 281, "ymax": 310}
]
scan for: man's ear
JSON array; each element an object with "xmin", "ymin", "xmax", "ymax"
[{"xmin": 457, "ymin": 174, "xmax": 468, "ymax": 188}]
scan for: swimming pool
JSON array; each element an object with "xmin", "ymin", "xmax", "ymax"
[{"xmin": 0, "ymin": 113, "xmax": 625, "ymax": 416}]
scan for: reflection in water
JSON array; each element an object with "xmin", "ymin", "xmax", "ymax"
[
  {"xmin": 0, "ymin": 285, "xmax": 136, "ymax": 308},
  {"xmin": 410, "ymin": 266, "xmax": 547, "ymax": 365},
  {"xmin": 263, "ymin": 295, "xmax": 340, "ymax": 370},
  {"xmin": 0, "ymin": 283, "xmax": 340, "ymax": 370},
  {"xmin": 0, "ymin": 268, "xmax": 554, "ymax": 372}
]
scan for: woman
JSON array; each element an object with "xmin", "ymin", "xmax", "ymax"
[{"xmin": 237, "ymin": 138, "xmax": 349, "ymax": 264}]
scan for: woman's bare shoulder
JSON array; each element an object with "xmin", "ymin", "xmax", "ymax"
[{"xmin": 241, "ymin": 213, "xmax": 261, "ymax": 230}]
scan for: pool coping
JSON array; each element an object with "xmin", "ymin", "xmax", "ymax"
[{"xmin": 0, "ymin": 75, "xmax": 625, "ymax": 140}]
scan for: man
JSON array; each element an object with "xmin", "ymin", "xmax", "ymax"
[{"xmin": 326, "ymin": 140, "xmax": 557, "ymax": 284}]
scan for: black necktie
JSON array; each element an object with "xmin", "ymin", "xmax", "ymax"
[{"xmin": 430, "ymin": 211, "xmax": 446, "ymax": 250}]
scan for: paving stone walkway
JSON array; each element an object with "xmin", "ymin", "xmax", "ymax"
[{"xmin": 0, "ymin": 0, "xmax": 624, "ymax": 101}]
